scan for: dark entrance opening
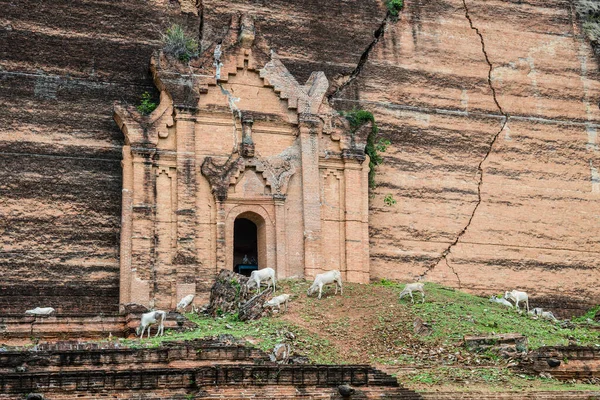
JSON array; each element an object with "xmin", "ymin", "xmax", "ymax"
[{"xmin": 233, "ymin": 218, "xmax": 258, "ymax": 276}]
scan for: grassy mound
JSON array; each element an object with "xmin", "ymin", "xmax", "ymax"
[
  {"xmin": 121, "ymin": 281, "xmax": 599, "ymax": 391},
  {"xmin": 402, "ymin": 282, "xmax": 599, "ymax": 349}
]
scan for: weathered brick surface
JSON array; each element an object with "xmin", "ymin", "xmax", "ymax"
[
  {"xmin": 335, "ymin": 0, "xmax": 600, "ymax": 312},
  {"xmin": 2, "ymin": 0, "xmax": 600, "ymax": 315}
]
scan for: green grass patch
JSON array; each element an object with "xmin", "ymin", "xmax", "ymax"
[
  {"xmin": 374, "ymin": 278, "xmax": 402, "ymax": 287},
  {"xmin": 121, "ymin": 311, "xmax": 339, "ymax": 364},
  {"xmin": 408, "ymin": 367, "xmax": 509, "ymax": 386},
  {"xmin": 411, "ymin": 283, "xmax": 600, "ymax": 349},
  {"xmin": 407, "ymin": 366, "xmax": 600, "ymax": 392},
  {"xmin": 572, "ymin": 305, "xmax": 600, "ymax": 324}
]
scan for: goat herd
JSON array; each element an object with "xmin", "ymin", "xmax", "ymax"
[
  {"xmin": 23, "ymin": 269, "xmax": 558, "ymax": 339},
  {"xmin": 491, "ymin": 289, "xmax": 558, "ymax": 321},
  {"xmin": 136, "ymin": 268, "xmax": 344, "ymax": 338}
]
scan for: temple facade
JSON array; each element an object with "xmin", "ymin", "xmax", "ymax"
[{"xmin": 114, "ymin": 16, "xmax": 372, "ymax": 309}]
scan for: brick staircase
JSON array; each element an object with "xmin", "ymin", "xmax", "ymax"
[{"xmin": 0, "ymin": 339, "xmax": 422, "ymax": 399}]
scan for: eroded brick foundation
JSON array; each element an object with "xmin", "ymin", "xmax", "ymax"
[
  {"xmin": 517, "ymin": 345, "xmax": 600, "ymax": 381},
  {"xmin": 0, "ymin": 339, "xmax": 421, "ymax": 399}
]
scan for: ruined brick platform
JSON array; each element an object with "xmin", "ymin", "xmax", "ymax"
[
  {"xmin": 0, "ymin": 312, "xmax": 194, "ymax": 344},
  {"xmin": 0, "ymin": 339, "xmax": 422, "ymax": 399},
  {"xmin": 517, "ymin": 345, "xmax": 600, "ymax": 381},
  {"xmin": 464, "ymin": 333, "xmax": 527, "ymax": 354}
]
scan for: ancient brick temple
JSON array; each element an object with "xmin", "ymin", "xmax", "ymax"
[{"xmin": 114, "ymin": 16, "xmax": 371, "ymax": 309}]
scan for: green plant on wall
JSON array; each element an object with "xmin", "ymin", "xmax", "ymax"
[
  {"xmin": 162, "ymin": 24, "xmax": 199, "ymax": 63},
  {"xmin": 386, "ymin": 0, "xmax": 404, "ymax": 19},
  {"xmin": 137, "ymin": 92, "xmax": 157, "ymax": 115},
  {"xmin": 341, "ymin": 109, "xmax": 390, "ymax": 189},
  {"xmin": 383, "ymin": 194, "xmax": 396, "ymax": 206}
]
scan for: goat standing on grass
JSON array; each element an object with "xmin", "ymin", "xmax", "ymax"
[
  {"xmin": 307, "ymin": 270, "xmax": 343, "ymax": 299},
  {"xmin": 247, "ymin": 267, "xmax": 276, "ymax": 294},
  {"xmin": 399, "ymin": 283, "xmax": 425, "ymax": 304},
  {"xmin": 136, "ymin": 310, "xmax": 167, "ymax": 338},
  {"xmin": 265, "ymin": 294, "xmax": 291, "ymax": 312},
  {"xmin": 504, "ymin": 290, "xmax": 529, "ymax": 312}
]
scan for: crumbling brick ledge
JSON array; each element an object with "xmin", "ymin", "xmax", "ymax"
[
  {"xmin": 516, "ymin": 345, "xmax": 600, "ymax": 381},
  {"xmin": 0, "ymin": 339, "xmax": 421, "ymax": 399}
]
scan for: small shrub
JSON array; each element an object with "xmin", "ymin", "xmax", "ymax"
[
  {"xmin": 576, "ymin": 0, "xmax": 600, "ymax": 41},
  {"xmin": 383, "ymin": 194, "xmax": 396, "ymax": 206},
  {"xmin": 137, "ymin": 92, "xmax": 157, "ymax": 115},
  {"xmin": 386, "ymin": 0, "xmax": 404, "ymax": 18},
  {"xmin": 375, "ymin": 278, "xmax": 399, "ymax": 287},
  {"xmin": 162, "ymin": 24, "xmax": 199, "ymax": 63}
]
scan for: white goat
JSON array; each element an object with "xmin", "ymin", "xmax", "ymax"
[
  {"xmin": 136, "ymin": 310, "xmax": 167, "ymax": 338},
  {"xmin": 399, "ymin": 283, "xmax": 425, "ymax": 304},
  {"xmin": 176, "ymin": 294, "xmax": 195, "ymax": 312},
  {"xmin": 541, "ymin": 311, "xmax": 558, "ymax": 322},
  {"xmin": 265, "ymin": 294, "xmax": 291, "ymax": 312},
  {"xmin": 529, "ymin": 307, "xmax": 544, "ymax": 316},
  {"xmin": 247, "ymin": 267, "xmax": 276, "ymax": 294},
  {"xmin": 489, "ymin": 295, "xmax": 513, "ymax": 308},
  {"xmin": 528, "ymin": 307, "xmax": 558, "ymax": 322},
  {"xmin": 504, "ymin": 290, "xmax": 529, "ymax": 312},
  {"xmin": 306, "ymin": 270, "xmax": 343, "ymax": 299},
  {"xmin": 24, "ymin": 307, "xmax": 55, "ymax": 316}
]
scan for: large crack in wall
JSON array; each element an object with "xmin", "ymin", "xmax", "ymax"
[
  {"xmin": 419, "ymin": 0, "xmax": 510, "ymax": 287},
  {"xmin": 327, "ymin": 12, "xmax": 390, "ymax": 101}
]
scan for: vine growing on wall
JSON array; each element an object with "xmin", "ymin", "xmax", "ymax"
[{"xmin": 341, "ymin": 109, "xmax": 391, "ymax": 190}]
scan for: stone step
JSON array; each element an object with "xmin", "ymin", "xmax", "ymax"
[
  {"xmin": 0, "ymin": 365, "xmax": 415, "ymax": 395},
  {"xmin": 0, "ymin": 385, "xmax": 423, "ymax": 399},
  {"xmin": 0, "ymin": 340, "xmax": 269, "ymax": 373}
]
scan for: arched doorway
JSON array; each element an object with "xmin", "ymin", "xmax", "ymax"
[
  {"xmin": 225, "ymin": 207, "xmax": 274, "ymax": 278},
  {"xmin": 233, "ymin": 218, "xmax": 258, "ymax": 276}
]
